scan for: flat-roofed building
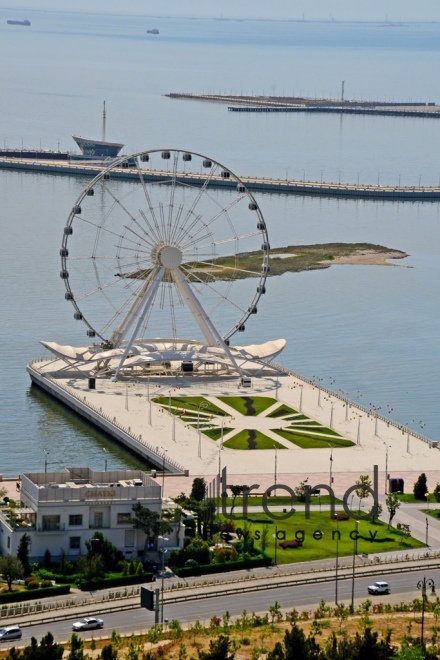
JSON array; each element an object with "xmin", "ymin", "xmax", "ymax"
[{"xmin": 0, "ymin": 467, "xmax": 182, "ymax": 561}]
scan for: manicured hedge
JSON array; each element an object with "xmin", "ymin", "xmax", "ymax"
[
  {"xmin": 0, "ymin": 585, "xmax": 70, "ymax": 604},
  {"xmin": 172, "ymin": 556, "xmax": 272, "ymax": 577},
  {"xmin": 79, "ymin": 572, "xmax": 154, "ymax": 591}
]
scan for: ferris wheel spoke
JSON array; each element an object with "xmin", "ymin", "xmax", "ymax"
[
  {"xmin": 183, "ymin": 259, "xmax": 262, "ymax": 279},
  {"xmin": 172, "ymin": 166, "xmax": 219, "ymax": 243},
  {"xmin": 178, "ymin": 266, "xmax": 247, "ymax": 321},
  {"xmin": 138, "ymin": 209, "xmax": 162, "ymax": 246},
  {"xmin": 188, "ymin": 230, "xmax": 262, "ymax": 252},
  {"xmin": 177, "ymin": 193, "xmax": 246, "ymax": 248},
  {"xmin": 136, "ymin": 165, "xmax": 164, "ymax": 240}
]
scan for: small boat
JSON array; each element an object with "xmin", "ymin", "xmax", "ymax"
[
  {"xmin": 146, "ymin": 28, "xmax": 159, "ymax": 34},
  {"xmin": 7, "ymin": 19, "xmax": 31, "ymax": 26}
]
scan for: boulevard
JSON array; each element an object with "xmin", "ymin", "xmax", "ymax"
[{"xmin": 2, "ymin": 567, "xmax": 438, "ymax": 647}]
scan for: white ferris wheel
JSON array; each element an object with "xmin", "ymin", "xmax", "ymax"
[{"xmin": 59, "ymin": 149, "xmax": 271, "ymax": 376}]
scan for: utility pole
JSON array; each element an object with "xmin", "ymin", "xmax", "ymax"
[{"xmin": 341, "ymin": 81, "xmax": 345, "ymax": 101}]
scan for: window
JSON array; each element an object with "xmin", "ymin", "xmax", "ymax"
[
  {"xmin": 42, "ymin": 515, "xmax": 60, "ymax": 531},
  {"xmin": 69, "ymin": 537, "xmax": 80, "ymax": 550},
  {"xmin": 69, "ymin": 514, "xmax": 83, "ymax": 526},
  {"xmin": 117, "ymin": 513, "xmax": 132, "ymax": 524}
]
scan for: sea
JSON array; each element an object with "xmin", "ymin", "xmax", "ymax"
[{"xmin": 0, "ymin": 10, "xmax": 439, "ymax": 475}]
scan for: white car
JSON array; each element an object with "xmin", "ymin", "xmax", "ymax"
[
  {"xmin": 368, "ymin": 581, "xmax": 390, "ymax": 595},
  {"xmin": 72, "ymin": 617, "xmax": 104, "ymax": 631}
]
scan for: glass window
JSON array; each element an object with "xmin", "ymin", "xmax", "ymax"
[
  {"xmin": 69, "ymin": 514, "xmax": 83, "ymax": 526},
  {"xmin": 42, "ymin": 515, "xmax": 60, "ymax": 531},
  {"xmin": 69, "ymin": 537, "xmax": 80, "ymax": 549},
  {"xmin": 117, "ymin": 512, "xmax": 132, "ymax": 524}
]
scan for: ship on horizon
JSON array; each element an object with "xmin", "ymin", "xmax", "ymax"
[{"xmin": 7, "ymin": 19, "xmax": 31, "ymax": 26}]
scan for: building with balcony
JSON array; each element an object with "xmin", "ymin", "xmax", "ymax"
[{"xmin": 0, "ymin": 467, "xmax": 182, "ymax": 562}]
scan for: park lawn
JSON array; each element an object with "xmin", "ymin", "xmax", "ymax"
[
  {"xmin": 396, "ymin": 493, "xmax": 438, "ymax": 504},
  {"xmin": 203, "ymin": 427, "xmax": 234, "ymax": 440},
  {"xmin": 223, "ymin": 430, "xmax": 285, "ymax": 450},
  {"xmin": 216, "ymin": 495, "xmax": 342, "ymax": 507},
  {"xmin": 223, "ymin": 511, "xmax": 424, "ymax": 564},
  {"xmin": 268, "ymin": 404, "xmax": 298, "ymax": 418},
  {"xmin": 217, "ymin": 396, "xmax": 277, "ymax": 416},
  {"xmin": 274, "ymin": 429, "xmax": 354, "ymax": 449},
  {"xmin": 421, "ymin": 509, "xmax": 440, "ymax": 521},
  {"xmin": 153, "ymin": 396, "xmax": 226, "ymax": 417}
]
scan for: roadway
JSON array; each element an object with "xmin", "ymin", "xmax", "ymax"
[{"xmin": 2, "ymin": 567, "xmax": 437, "ymax": 648}]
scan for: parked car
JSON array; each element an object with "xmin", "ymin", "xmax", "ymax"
[
  {"xmin": 72, "ymin": 617, "xmax": 104, "ymax": 631},
  {"xmin": 0, "ymin": 626, "xmax": 22, "ymax": 642},
  {"xmin": 368, "ymin": 581, "xmax": 390, "ymax": 595}
]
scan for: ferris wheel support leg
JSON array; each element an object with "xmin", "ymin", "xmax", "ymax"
[
  {"xmin": 112, "ymin": 266, "xmax": 165, "ymax": 381},
  {"xmin": 110, "ymin": 266, "xmax": 163, "ymax": 349},
  {"xmin": 172, "ymin": 268, "xmax": 243, "ymax": 376}
]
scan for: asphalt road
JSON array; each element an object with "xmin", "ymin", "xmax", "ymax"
[{"xmin": 2, "ymin": 567, "xmax": 438, "ymax": 648}]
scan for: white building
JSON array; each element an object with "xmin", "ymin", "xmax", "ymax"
[{"xmin": 0, "ymin": 467, "xmax": 183, "ymax": 562}]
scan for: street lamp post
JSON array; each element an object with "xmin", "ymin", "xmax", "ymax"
[
  {"xmin": 44, "ymin": 449, "xmax": 49, "ymax": 474},
  {"xmin": 162, "ymin": 450, "xmax": 168, "ymax": 495},
  {"xmin": 417, "ymin": 576, "xmax": 436, "ymax": 647},
  {"xmin": 384, "ymin": 444, "xmax": 390, "ymax": 495},
  {"xmin": 329, "ymin": 401, "xmax": 335, "ymax": 430},
  {"xmin": 426, "ymin": 516, "xmax": 429, "ymax": 547},
  {"xmin": 103, "ymin": 448, "xmax": 108, "ymax": 472},
  {"xmin": 350, "ymin": 520, "xmax": 359, "ymax": 610},
  {"xmin": 298, "ymin": 384, "xmax": 303, "ymax": 413},
  {"xmin": 274, "ymin": 446, "xmax": 278, "ymax": 496},
  {"xmin": 197, "ymin": 402, "xmax": 209, "ymax": 459},
  {"xmin": 158, "ymin": 535, "xmax": 169, "ymax": 626},
  {"xmin": 334, "ymin": 514, "xmax": 339, "ymax": 604},
  {"xmin": 329, "ymin": 445, "xmax": 333, "ymax": 486}
]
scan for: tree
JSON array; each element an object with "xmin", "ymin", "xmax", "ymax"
[
  {"xmin": 85, "ymin": 531, "xmax": 123, "ymax": 571},
  {"xmin": 230, "ymin": 485, "xmax": 244, "ymax": 516},
  {"xmin": 198, "ymin": 634, "xmax": 235, "ymax": 660},
  {"xmin": 100, "ymin": 644, "xmax": 118, "ymax": 660},
  {"xmin": 76, "ymin": 553, "xmax": 105, "ymax": 583},
  {"xmin": 356, "ymin": 475, "xmax": 372, "ymax": 513},
  {"xmin": 413, "ymin": 473, "xmax": 428, "ymax": 500},
  {"xmin": 22, "ymin": 633, "xmax": 64, "ymax": 660},
  {"xmin": 67, "ymin": 632, "xmax": 85, "ymax": 660},
  {"xmin": 386, "ymin": 493, "xmax": 401, "ymax": 529},
  {"xmin": 190, "ymin": 478, "xmax": 206, "ymax": 502},
  {"xmin": 0, "ymin": 555, "xmax": 24, "ymax": 591},
  {"xmin": 17, "ymin": 533, "xmax": 31, "ymax": 578},
  {"xmin": 433, "ymin": 483, "xmax": 440, "ymax": 503},
  {"xmin": 131, "ymin": 503, "xmax": 172, "ymax": 555}
]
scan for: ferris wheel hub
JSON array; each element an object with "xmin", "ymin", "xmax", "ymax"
[{"xmin": 159, "ymin": 245, "xmax": 182, "ymax": 270}]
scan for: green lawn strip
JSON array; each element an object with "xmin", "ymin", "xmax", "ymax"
[
  {"xmin": 153, "ymin": 396, "xmax": 227, "ymax": 417},
  {"xmin": 422, "ymin": 509, "xmax": 440, "ymax": 522},
  {"xmin": 204, "ymin": 427, "xmax": 234, "ymax": 440},
  {"xmin": 216, "ymin": 495, "xmax": 342, "ymax": 507},
  {"xmin": 284, "ymin": 414, "xmax": 310, "ymax": 421},
  {"xmin": 286, "ymin": 426, "xmax": 342, "ymax": 437},
  {"xmin": 223, "ymin": 430, "xmax": 285, "ymax": 450},
  {"xmin": 396, "ymin": 493, "xmax": 437, "ymax": 504},
  {"xmin": 274, "ymin": 429, "xmax": 354, "ymax": 449},
  {"xmin": 223, "ymin": 512, "xmax": 423, "ymax": 564},
  {"xmin": 217, "ymin": 396, "xmax": 277, "ymax": 416},
  {"xmin": 267, "ymin": 405, "xmax": 298, "ymax": 418}
]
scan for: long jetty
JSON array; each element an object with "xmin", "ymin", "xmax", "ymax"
[
  {"xmin": 1, "ymin": 155, "xmax": 440, "ymax": 200},
  {"xmin": 167, "ymin": 92, "xmax": 440, "ymax": 119}
]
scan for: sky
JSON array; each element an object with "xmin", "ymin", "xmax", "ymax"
[{"xmin": 3, "ymin": 0, "xmax": 440, "ymax": 23}]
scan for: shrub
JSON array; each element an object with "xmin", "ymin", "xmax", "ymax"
[
  {"xmin": 41, "ymin": 579, "xmax": 53, "ymax": 588},
  {"xmin": 26, "ymin": 580, "xmax": 40, "ymax": 590}
]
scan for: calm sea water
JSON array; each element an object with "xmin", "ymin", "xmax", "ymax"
[{"xmin": 0, "ymin": 11, "xmax": 439, "ymax": 475}]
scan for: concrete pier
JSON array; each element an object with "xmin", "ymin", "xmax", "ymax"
[{"xmin": 1, "ymin": 156, "xmax": 440, "ymax": 201}]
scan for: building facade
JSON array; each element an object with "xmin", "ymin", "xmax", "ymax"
[{"xmin": 0, "ymin": 468, "xmax": 182, "ymax": 561}]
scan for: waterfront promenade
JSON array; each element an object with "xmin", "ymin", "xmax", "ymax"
[
  {"xmin": 27, "ymin": 357, "xmax": 440, "ymax": 499},
  {"xmin": 1, "ymin": 155, "xmax": 440, "ymax": 200}
]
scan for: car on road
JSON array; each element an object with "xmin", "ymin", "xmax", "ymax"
[
  {"xmin": 368, "ymin": 581, "xmax": 390, "ymax": 595},
  {"xmin": 72, "ymin": 617, "xmax": 104, "ymax": 631},
  {"xmin": 0, "ymin": 626, "xmax": 22, "ymax": 642}
]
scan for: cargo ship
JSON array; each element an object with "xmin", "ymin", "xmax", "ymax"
[{"xmin": 7, "ymin": 19, "xmax": 31, "ymax": 26}]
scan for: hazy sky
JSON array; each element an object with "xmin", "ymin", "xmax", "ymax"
[{"xmin": 4, "ymin": 0, "xmax": 440, "ymax": 22}]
